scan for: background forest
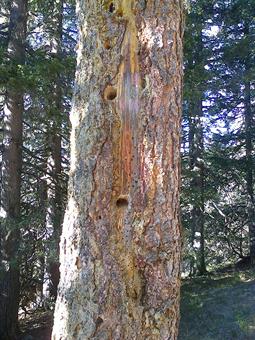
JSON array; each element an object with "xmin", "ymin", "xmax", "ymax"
[{"xmin": 0, "ymin": 0, "xmax": 254, "ymax": 339}]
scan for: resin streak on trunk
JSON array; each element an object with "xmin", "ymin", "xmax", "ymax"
[{"xmin": 117, "ymin": 33, "xmax": 140, "ymax": 196}]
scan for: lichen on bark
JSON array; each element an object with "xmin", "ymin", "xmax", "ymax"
[{"xmin": 52, "ymin": 1, "xmax": 184, "ymax": 339}]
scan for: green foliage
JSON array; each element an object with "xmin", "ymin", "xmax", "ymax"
[
  {"xmin": 182, "ymin": 0, "xmax": 254, "ymax": 275},
  {"xmin": 0, "ymin": 0, "xmax": 77, "ymax": 314}
]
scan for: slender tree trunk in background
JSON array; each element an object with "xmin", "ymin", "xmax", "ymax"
[
  {"xmin": 245, "ymin": 80, "xmax": 255, "ymax": 264},
  {"xmin": 243, "ymin": 24, "xmax": 255, "ymax": 266},
  {"xmin": 38, "ymin": 171, "xmax": 48, "ymax": 303},
  {"xmin": 185, "ymin": 22, "xmax": 206, "ymax": 276},
  {"xmin": 0, "ymin": 0, "xmax": 27, "ymax": 338},
  {"xmin": 188, "ymin": 95, "xmax": 206, "ymax": 276},
  {"xmin": 244, "ymin": 77, "xmax": 255, "ymax": 265},
  {"xmin": 52, "ymin": 1, "xmax": 184, "ymax": 339},
  {"xmin": 48, "ymin": 0, "xmax": 64, "ymax": 299},
  {"xmin": 49, "ymin": 132, "xmax": 62, "ymax": 298}
]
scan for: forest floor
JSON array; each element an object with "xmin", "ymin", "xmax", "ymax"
[
  {"xmin": 179, "ymin": 269, "xmax": 255, "ymax": 340},
  {"xmin": 19, "ymin": 269, "xmax": 255, "ymax": 340},
  {"xmin": 19, "ymin": 310, "xmax": 53, "ymax": 340}
]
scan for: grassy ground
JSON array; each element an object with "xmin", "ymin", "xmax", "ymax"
[
  {"xmin": 179, "ymin": 270, "xmax": 255, "ymax": 340},
  {"xmin": 19, "ymin": 270, "xmax": 255, "ymax": 339},
  {"xmin": 19, "ymin": 310, "xmax": 53, "ymax": 340}
]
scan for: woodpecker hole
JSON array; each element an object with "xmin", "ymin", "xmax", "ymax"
[
  {"xmin": 116, "ymin": 8, "xmax": 123, "ymax": 17},
  {"xmin": 95, "ymin": 316, "xmax": 104, "ymax": 327},
  {"xmin": 109, "ymin": 3, "xmax": 115, "ymax": 13},
  {"xmin": 116, "ymin": 196, "xmax": 128, "ymax": 208},
  {"xmin": 104, "ymin": 85, "xmax": 117, "ymax": 100},
  {"xmin": 104, "ymin": 39, "xmax": 111, "ymax": 50},
  {"xmin": 141, "ymin": 78, "xmax": 146, "ymax": 89}
]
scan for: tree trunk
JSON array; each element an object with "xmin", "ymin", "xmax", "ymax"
[
  {"xmin": 49, "ymin": 132, "xmax": 62, "ymax": 299},
  {"xmin": 243, "ymin": 24, "xmax": 255, "ymax": 265},
  {"xmin": 47, "ymin": 0, "xmax": 64, "ymax": 299},
  {"xmin": 185, "ymin": 20, "xmax": 206, "ymax": 276},
  {"xmin": 52, "ymin": 1, "xmax": 184, "ymax": 339},
  {"xmin": 244, "ymin": 78, "xmax": 255, "ymax": 265},
  {"xmin": 0, "ymin": 0, "xmax": 27, "ymax": 339},
  {"xmin": 188, "ymin": 95, "xmax": 206, "ymax": 275}
]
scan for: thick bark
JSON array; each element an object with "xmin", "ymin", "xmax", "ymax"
[
  {"xmin": 0, "ymin": 0, "xmax": 27, "ymax": 339},
  {"xmin": 53, "ymin": 1, "xmax": 183, "ymax": 339}
]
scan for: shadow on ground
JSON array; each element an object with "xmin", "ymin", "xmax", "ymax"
[
  {"xmin": 19, "ymin": 270, "xmax": 255, "ymax": 339},
  {"xmin": 179, "ymin": 270, "xmax": 255, "ymax": 340},
  {"xmin": 19, "ymin": 310, "xmax": 53, "ymax": 340}
]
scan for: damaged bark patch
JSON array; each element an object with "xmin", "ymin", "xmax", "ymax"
[{"xmin": 75, "ymin": 257, "xmax": 82, "ymax": 270}]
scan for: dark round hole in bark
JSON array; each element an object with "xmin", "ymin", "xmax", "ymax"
[
  {"xmin": 109, "ymin": 3, "xmax": 115, "ymax": 13},
  {"xmin": 104, "ymin": 40, "xmax": 111, "ymax": 50},
  {"xmin": 104, "ymin": 85, "xmax": 117, "ymax": 100},
  {"xmin": 95, "ymin": 317, "xmax": 104, "ymax": 327},
  {"xmin": 116, "ymin": 197, "xmax": 128, "ymax": 208},
  {"xmin": 116, "ymin": 8, "xmax": 123, "ymax": 17},
  {"xmin": 141, "ymin": 78, "xmax": 146, "ymax": 89},
  {"xmin": 98, "ymin": 215, "xmax": 102, "ymax": 220}
]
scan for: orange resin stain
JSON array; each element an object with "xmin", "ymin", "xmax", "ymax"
[
  {"xmin": 109, "ymin": 1, "xmax": 142, "ymax": 300},
  {"xmin": 117, "ymin": 0, "xmax": 140, "ymax": 196}
]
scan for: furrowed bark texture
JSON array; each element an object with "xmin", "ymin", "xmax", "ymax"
[
  {"xmin": 0, "ymin": 0, "xmax": 27, "ymax": 339},
  {"xmin": 53, "ymin": 1, "xmax": 183, "ymax": 339}
]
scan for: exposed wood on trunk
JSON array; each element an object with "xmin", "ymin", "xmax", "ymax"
[{"xmin": 52, "ymin": 0, "xmax": 184, "ymax": 339}]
